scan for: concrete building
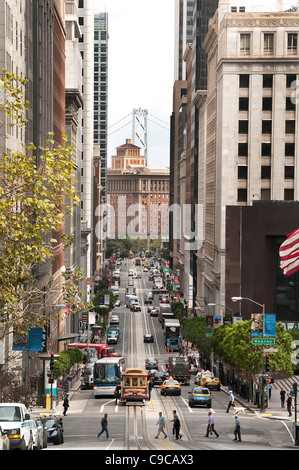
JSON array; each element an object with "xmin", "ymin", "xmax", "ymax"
[
  {"xmin": 78, "ymin": 0, "xmax": 94, "ymax": 298},
  {"xmin": 170, "ymin": 0, "xmax": 218, "ymax": 307},
  {"xmin": 196, "ymin": 0, "xmax": 299, "ymax": 319}
]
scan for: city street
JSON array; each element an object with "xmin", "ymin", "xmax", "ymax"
[{"xmin": 42, "ymin": 260, "xmax": 297, "ymax": 452}]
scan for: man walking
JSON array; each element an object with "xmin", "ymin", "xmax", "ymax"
[
  {"xmin": 205, "ymin": 412, "xmax": 219, "ymax": 438},
  {"xmin": 233, "ymin": 415, "xmax": 241, "ymax": 441},
  {"xmin": 226, "ymin": 390, "xmax": 235, "ymax": 413},
  {"xmin": 97, "ymin": 413, "xmax": 109, "ymax": 439},
  {"xmin": 63, "ymin": 394, "xmax": 69, "ymax": 416},
  {"xmin": 155, "ymin": 412, "xmax": 167, "ymax": 439}
]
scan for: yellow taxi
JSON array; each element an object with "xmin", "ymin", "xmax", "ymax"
[
  {"xmin": 143, "ymin": 267, "xmax": 148, "ymax": 272},
  {"xmin": 200, "ymin": 375, "xmax": 220, "ymax": 391},
  {"xmin": 160, "ymin": 379, "xmax": 181, "ymax": 396}
]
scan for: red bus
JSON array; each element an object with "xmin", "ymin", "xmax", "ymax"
[{"xmin": 67, "ymin": 343, "xmax": 119, "ymax": 358}]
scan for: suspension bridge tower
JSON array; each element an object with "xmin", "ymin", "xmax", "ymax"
[{"xmin": 132, "ymin": 108, "xmax": 148, "ymax": 165}]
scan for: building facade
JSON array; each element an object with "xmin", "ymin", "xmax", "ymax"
[
  {"xmin": 107, "ymin": 139, "xmax": 170, "ymax": 243},
  {"xmin": 197, "ymin": 0, "xmax": 299, "ymax": 319}
]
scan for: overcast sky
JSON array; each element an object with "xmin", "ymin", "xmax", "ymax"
[{"xmin": 93, "ymin": 0, "xmax": 175, "ymax": 167}]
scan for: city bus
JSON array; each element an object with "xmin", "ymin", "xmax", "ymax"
[{"xmin": 93, "ymin": 357, "xmax": 126, "ymax": 398}]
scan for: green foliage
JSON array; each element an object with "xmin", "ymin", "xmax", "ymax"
[
  {"xmin": 0, "ymin": 69, "xmax": 86, "ymax": 340},
  {"xmin": 211, "ymin": 321, "xmax": 294, "ymax": 379},
  {"xmin": 52, "ymin": 348, "xmax": 84, "ymax": 380}
]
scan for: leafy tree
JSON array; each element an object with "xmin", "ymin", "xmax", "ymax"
[
  {"xmin": 0, "ymin": 69, "xmax": 86, "ymax": 340},
  {"xmin": 212, "ymin": 321, "xmax": 294, "ymax": 381}
]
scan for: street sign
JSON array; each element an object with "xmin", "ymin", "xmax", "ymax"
[{"xmin": 252, "ymin": 338, "xmax": 275, "ymax": 345}]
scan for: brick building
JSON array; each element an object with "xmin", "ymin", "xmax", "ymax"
[{"xmin": 107, "ymin": 139, "xmax": 170, "ymax": 242}]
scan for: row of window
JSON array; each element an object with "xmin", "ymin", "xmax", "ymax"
[
  {"xmin": 238, "ymin": 188, "xmax": 295, "ymax": 203},
  {"xmin": 239, "ymin": 120, "xmax": 296, "ymax": 134},
  {"xmin": 239, "ymin": 74, "xmax": 296, "ymax": 88},
  {"xmin": 239, "ymin": 96, "xmax": 295, "ymax": 112},
  {"xmin": 240, "ymin": 32, "xmax": 298, "ymax": 55},
  {"xmin": 238, "ymin": 165, "xmax": 294, "ymax": 180},
  {"xmin": 238, "ymin": 142, "xmax": 295, "ymax": 158}
]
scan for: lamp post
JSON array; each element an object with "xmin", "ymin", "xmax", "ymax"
[
  {"xmin": 231, "ymin": 296, "xmax": 267, "ymax": 411},
  {"xmin": 207, "ymin": 303, "xmax": 234, "ymax": 324}
]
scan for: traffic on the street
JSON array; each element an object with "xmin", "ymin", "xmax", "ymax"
[{"xmin": 35, "ymin": 257, "xmax": 297, "ymax": 451}]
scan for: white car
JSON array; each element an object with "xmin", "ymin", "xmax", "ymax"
[
  {"xmin": 28, "ymin": 420, "xmax": 43, "ymax": 450},
  {"xmin": 110, "ymin": 315, "xmax": 119, "ymax": 325}
]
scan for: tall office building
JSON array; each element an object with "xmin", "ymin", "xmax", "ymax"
[
  {"xmin": 196, "ymin": 0, "xmax": 299, "ymax": 318},
  {"xmin": 78, "ymin": 0, "xmax": 94, "ymax": 297},
  {"xmin": 170, "ymin": 0, "xmax": 218, "ymax": 307},
  {"xmin": 94, "ymin": 12, "xmax": 108, "ymax": 204}
]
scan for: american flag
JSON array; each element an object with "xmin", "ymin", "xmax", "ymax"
[{"xmin": 279, "ymin": 228, "xmax": 299, "ymax": 277}]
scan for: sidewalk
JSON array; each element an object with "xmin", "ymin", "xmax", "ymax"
[
  {"xmin": 30, "ymin": 379, "xmax": 81, "ymax": 417},
  {"xmin": 222, "ymin": 378, "xmax": 299, "ymax": 421}
]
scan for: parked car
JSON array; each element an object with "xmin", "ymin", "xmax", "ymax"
[
  {"xmin": 28, "ymin": 419, "xmax": 43, "ymax": 450},
  {"xmin": 41, "ymin": 416, "xmax": 64, "ymax": 446},
  {"xmin": 35, "ymin": 419, "xmax": 48, "ymax": 449},
  {"xmin": 0, "ymin": 426, "xmax": 9, "ymax": 450},
  {"xmin": 0, "ymin": 403, "xmax": 32, "ymax": 450}
]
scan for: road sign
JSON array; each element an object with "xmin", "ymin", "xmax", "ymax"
[{"xmin": 252, "ymin": 338, "xmax": 275, "ymax": 345}]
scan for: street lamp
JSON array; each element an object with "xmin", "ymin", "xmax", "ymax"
[
  {"xmin": 231, "ymin": 296, "xmax": 265, "ymax": 314},
  {"xmin": 231, "ymin": 296, "xmax": 267, "ymax": 411}
]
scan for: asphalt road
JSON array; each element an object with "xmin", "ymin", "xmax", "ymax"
[{"xmin": 45, "ymin": 259, "xmax": 296, "ymax": 452}]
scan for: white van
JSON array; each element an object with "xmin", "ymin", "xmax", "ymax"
[
  {"xmin": 125, "ymin": 294, "xmax": 138, "ymax": 307},
  {"xmin": 0, "ymin": 403, "xmax": 32, "ymax": 450}
]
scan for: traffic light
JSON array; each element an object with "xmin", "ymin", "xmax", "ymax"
[
  {"xmin": 293, "ymin": 382, "xmax": 298, "ymax": 397},
  {"xmin": 50, "ymin": 352, "xmax": 55, "ymax": 371},
  {"xmin": 265, "ymin": 353, "xmax": 270, "ymax": 373}
]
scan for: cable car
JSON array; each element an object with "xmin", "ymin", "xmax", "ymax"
[{"xmin": 121, "ymin": 367, "xmax": 148, "ymax": 405}]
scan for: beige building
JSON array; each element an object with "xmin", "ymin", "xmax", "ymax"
[
  {"xmin": 107, "ymin": 139, "xmax": 170, "ymax": 242},
  {"xmin": 195, "ymin": 0, "xmax": 299, "ymax": 314}
]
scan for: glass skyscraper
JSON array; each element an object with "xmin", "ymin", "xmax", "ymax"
[{"xmin": 94, "ymin": 12, "xmax": 108, "ymax": 203}]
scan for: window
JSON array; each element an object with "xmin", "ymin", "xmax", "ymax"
[
  {"xmin": 286, "ymin": 97, "xmax": 296, "ymax": 111},
  {"xmin": 239, "ymin": 97, "xmax": 249, "ymax": 111},
  {"xmin": 261, "ymin": 189, "xmax": 271, "ymax": 200},
  {"xmin": 240, "ymin": 34, "xmax": 250, "ymax": 54},
  {"xmin": 285, "ymin": 120, "xmax": 295, "ymax": 134},
  {"xmin": 285, "ymin": 166, "xmax": 295, "ymax": 179},
  {"xmin": 238, "ymin": 166, "xmax": 248, "ymax": 179},
  {"xmin": 239, "ymin": 120, "xmax": 248, "ymax": 134},
  {"xmin": 262, "ymin": 142, "xmax": 271, "ymax": 157},
  {"xmin": 263, "ymin": 74, "xmax": 273, "ymax": 88},
  {"xmin": 238, "ymin": 143, "xmax": 248, "ymax": 157},
  {"xmin": 261, "ymin": 166, "xmax": 271, "ymax": 179},
  {"xmin": 263, "ymin": 97, "xmax": 272, "ymax": 111},
  {"xmin": 286, "ymin": 74, "xmax": 296, "ymax": 88},
  {"xmin": 285, "ymin": 143, "xmax": 295, "ymax": 156},
  {"xmin": 238, "ymin": 188, "xmax": 247, "ymax": 203},
  {"xmin": 239, "ymin": 75, "xmax": 249, "ymax": 88},
  {"xmin": 288, "ymin": 33, "xmax": 297, "ymax": 53},
  {"xmin": 284, "ymin": 189, "xmax": 294, "ymax": 200},
  {"xmin": 264, "ymin": 33, "xmax": 274, "ymax": 54},
  {"xmin": 262, "ymin": 120, "xmax": 272, "ymax": 134}
]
